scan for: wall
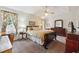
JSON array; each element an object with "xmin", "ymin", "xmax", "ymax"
[
  {"xmin": 34, "ymin": 6, "xmax": 79, "ymax": 31},
  {"xmin": 27, "ymin": 14, "xmax": 43, "ymax": 30},
  {"xmin": 33, "ymin": 6, "xmax": 79, "ymax": 44},
  {"xmin": 43, "ymin": 7, "xmax": 71, "ymax": 29},
  {"xmin": 17, "ymin": 12, "xmax": 29, "ymax": 33}
]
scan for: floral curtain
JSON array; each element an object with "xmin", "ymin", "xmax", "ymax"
[
  {"xmin": 0, "ymin": 13, "xmax": 3, "ymax": 32},
  {"xmin": 1, "ymin": 10, "xmax": 18, "ymax": 34}
]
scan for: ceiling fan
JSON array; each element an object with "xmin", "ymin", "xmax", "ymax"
[
  {"xmin": 43, "ymin": 6, "xmax": 54, "ymax": 16},
  {"xmin": 41, "ymin": 6, "xmax": 54, "ymax": 19}
]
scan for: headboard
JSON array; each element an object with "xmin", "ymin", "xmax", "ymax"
[{"xmin": 26, "ymin": 26, "xmax": 40, "ymax": 31}]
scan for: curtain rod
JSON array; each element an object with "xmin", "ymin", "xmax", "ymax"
[{"xmin": 1, "ymin": 10, "xmax": 17, "ymax": 15}]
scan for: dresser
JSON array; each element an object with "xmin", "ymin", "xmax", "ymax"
[
  {"xmin": 51, "ymin": 27, "xmax": 67, "ymax": 37},
  {"xmin": 65, "ymin": 32, "xmax": 79, "ymax": 53}
]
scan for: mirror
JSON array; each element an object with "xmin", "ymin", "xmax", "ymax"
[{"xmin": 54, "ymin": 19, "xmax": 63, "ymax": 28}]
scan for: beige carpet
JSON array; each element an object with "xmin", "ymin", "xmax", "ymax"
[{"xmin": 12, "ymin": 39, "xmax": 65, "ymax": 53}]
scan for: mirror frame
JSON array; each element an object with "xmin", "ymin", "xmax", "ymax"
[{"xmin": 54, "ymin": 19, "xmax": 63, "ymax": 28}]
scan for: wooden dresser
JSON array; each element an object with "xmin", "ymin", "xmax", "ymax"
[
  {"xmin": 0, "ymin": 32, "xmax": 14, "ymax": 53},
  {"xmin": 65, "ymin": 32, "xmax": 79, "ymax": 53},
  {"xmin": 51, "ymin": 27, "xmax": 67, "ymax": 37}
]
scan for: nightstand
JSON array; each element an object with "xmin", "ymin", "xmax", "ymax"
[{"xmin": 19, "ymin": 32, "xmax": 27, "ymax": 40}]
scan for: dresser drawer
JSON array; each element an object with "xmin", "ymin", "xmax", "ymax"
[
  {"xmin": 67, "ymin": 34, "xmax": 79, "ymax": 40},
  {"xmin": 65, "ymin": 39, "xmax": 78, "ymax": 53}
]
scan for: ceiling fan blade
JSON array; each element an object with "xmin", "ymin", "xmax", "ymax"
[
  {"xmin": 50, "ymin": 12, "xmax": 54, "ymax": 14},
  {"xmin": 48, "ymin": 12, "xmax": 54, "ymax": 14}
]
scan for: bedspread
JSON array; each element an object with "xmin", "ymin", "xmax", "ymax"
[{"xmin": 27, "ymin": 30, "xmax": 54, "ymax": 45}]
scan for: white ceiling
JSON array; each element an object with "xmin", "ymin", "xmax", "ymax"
[
  {"xmin": 5, "ymin": 6, "xmax": 61, "ymax": 14},
  {"xmin": 5, "ymin": 6, "xmax": 79, "ymax": 15},
  {"xmin": 6, "ymin": 6, "xmax": 42, "ymax": 14}
]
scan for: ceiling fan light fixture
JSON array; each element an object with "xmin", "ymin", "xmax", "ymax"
[
  {"xmin": 41, "ymin": 13, "xmax": 48, "ymax": 19},
  {"xmin": 45, "ymin": 12, "xmax": 48, "ymax": 16}
]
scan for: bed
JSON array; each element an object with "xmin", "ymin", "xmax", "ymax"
[{"xmin": 26, "ymin": 26, "xmax": 56, "ymax": 49}]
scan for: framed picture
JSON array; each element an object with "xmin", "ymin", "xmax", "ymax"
[
  {"xmin": 29, "ymin": 21, "xmax": 35, "ymax": 26},
  {"xmin": 54, "ymin": 19, "xmax": 63, "ymax": 28}
]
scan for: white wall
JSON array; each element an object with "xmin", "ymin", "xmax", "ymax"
[
  {"xmin": 35, "ymin": 6, "xmax": 79, "ymax": 31},
  {"xmin": 17, "ymin": 12, "xmax": 29, "ymax": 33},
  {"xmin": 28, "ymin": 14, "xmax": 43, "ymax": 29}
]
